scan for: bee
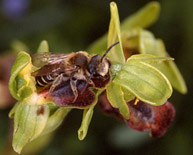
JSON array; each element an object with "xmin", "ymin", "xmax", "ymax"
[{"xmin": 31, "ymin": 42, "xmax": 119, "ymax": 104}]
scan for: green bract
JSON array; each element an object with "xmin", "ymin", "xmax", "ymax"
[{"xmin": 13, "ymin": 103, "xmax": 49, "ymax": 153}]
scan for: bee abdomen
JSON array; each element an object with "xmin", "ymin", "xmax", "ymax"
[{"xmin": 36, "ymin": 74, "xmax": 56, "ymax": 87}]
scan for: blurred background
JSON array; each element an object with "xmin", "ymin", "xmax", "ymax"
[{"xmin": 0, "ymin": 0, "xmax": 193, "ymax": 154}]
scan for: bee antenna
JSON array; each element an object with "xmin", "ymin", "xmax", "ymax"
[
  {"xmin": 80, "ymin": 73, "xmax": 94, "ymax": 95},
  {"xmin": 101, "ymin": 41, "xmax": 119, "ymax": 61}
]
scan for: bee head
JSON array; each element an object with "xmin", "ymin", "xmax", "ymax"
[
  {"xmin": 81, "ymin": 41, "xmax": 119, "ymax": 95},
  {"xmin": 88, "ymin": 55, "xmax": 110, "ymax": 77}
]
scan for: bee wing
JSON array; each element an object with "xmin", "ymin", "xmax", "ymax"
[
  {"xmin": 32, "ymin": 52, "xmax": 70, "ymax": 67},
  {"xmin": 31, "ymin": 63, "xmax": 78, "ymax": 76}
]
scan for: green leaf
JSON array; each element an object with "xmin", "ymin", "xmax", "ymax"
[
  {"xmin": 106, "ymin": 83, "xmax": 129, "ymax": 119},
  {"xmin": 114, "ymin": 61, "xmax": 172, "ymax": 106},
  {"xmin": 78, "ymin": 90, "xmax": 103, "ymax": 140},
  {"xmin": 139, "ymin": 29, "xmax": 187, "ymax": 94},
  {"xmin": 87, "ymin": 2, "xmax": 160, "ymax": 54},
  {"xmin": 37, "ymin": 40, "xmax": 49, "ymax": 53},
  {"xmin": 107, "ymin": 2, "xmax": 125, "ymax": 63},
  {"xmin": 9, "ymin": 51, "xmax": 31, "ymax": 100},
  {"xmin": 13, "ymin": 103, "xmax": 49, "ymax": 154},
  {"xmin": 127, "ymin": 54, "xmax": 174, "ymax": 63},
  {"xmin": 41, "ymin": 107, "xmax": 71, "ymax": 136}
]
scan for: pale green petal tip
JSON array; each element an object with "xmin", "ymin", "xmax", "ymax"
[
  {"xmin": 13, "ymin": 145, "xmax": 22, "ymax": 154},
  {"xmin": 78, "ymin": 130, "xmax": 85, "ymax": 141},
  {"xmin": 78, "ymin": 108, "xmax": 94, "ymax": 141},
  {"xmin": 108, "ymin": 1, "xmax": 125, "ymax": 63},
  {"xmin": 148, "ymin": 1, "xmax": 160, "ymax": 11},
  {"xmin": 110, "ymin": 1, "xmax": 116, "ymax": 7},
  {"xmin": 37, "ymin": 40, "xmax": 49, "ymax": 53},
  {"xmin": 145, "ymin": 1, "xmax": 160, "ymax": 19},
  {"xmin": 180, "ymin": 85, "xmax": 187, "ymax": 94}
]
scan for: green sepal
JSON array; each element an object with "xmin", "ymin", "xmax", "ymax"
[
  {"xmin": 107, "ymin": 2, "xmax": 125, "ymax": 63},
  {"xmin": 139, "ymin": 29, "xmax": 187, "ymax": 94},
  {"xmin": 121, "ymin": 2, "xmax": 160, "ymax": 31},
  {"xmin": 13, "ymin": 103, "xmax": 49, "ymax": 154},
  {"xmin": 106, "ymin": 83, "xmax": 130, "ymax": 119},
  {"xmin": 127, "ymin": 54, "xmax": 174, "ymax": 64},
  {"xmin": 41, "ymin": 107, "xmax": 71, "ymax": 136},
  {"xmin": 114, "ymin": 61, "xmax": 172, "ymax": 106},
  {"xmin": 9, "ymin": 51, "xmax": 31, "ymax": 100},
  {"xmin": 87, "ymin": 2, "xmax": 160, "ymax": 54},
  {"xmin": 37, "ymin": 40, "xmax": 49, "ymax": 53}
]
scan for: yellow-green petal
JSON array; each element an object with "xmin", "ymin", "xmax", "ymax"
[
  {"xmin": 114, "ymin": 61, "xmax": 172, "ymax": 106},
  {"xmin": 106, "ymin": 83, "xmax": 129, "ymax": 119}
]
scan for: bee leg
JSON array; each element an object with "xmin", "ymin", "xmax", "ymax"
[
  {"xmin": 70, "ymin": 78, "xmax": 78, "ymax": 103},
  {"xmin": 49, "ymin": 74, "xmax": 64, "ymax": 93}
]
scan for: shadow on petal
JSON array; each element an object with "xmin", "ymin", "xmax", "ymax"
[
  {"xmin": 98, "ymin": 91, "xmax": 122, "ymax": 119},
  {"xmin": 98, "ymin": 91, "xmax": 175, "ymax": 137}
]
